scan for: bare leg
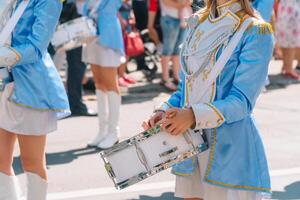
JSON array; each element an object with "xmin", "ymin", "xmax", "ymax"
[
  {"xmin": 91, "ymin": 64, "xmax": 121, "ymax": 149},
  {"xmin": 0, "ymin": 129, "xmax": 21, "ymax": 199},
  {"xmin": 295, "ymin": 48, "xmax": 300, "ymax": 67},
  {"xmin": 171, "ymin": 55, "xmax": 181, "ymax": 82},
  {"xmin": 0, "ymin": 129, "xmax": 17, "ymax": 176},
  {"xmin": 18, "ymin": 134, "xmax": 48, "ymax": 199},
  {"xmin": 91, "ymin": 64, "xmax": 120, "ymax": 94},
  {"xmin": 281, "ymin": 48, "xmax": 299, "ymax": 79},
  {"xmin": 18, "ymin": 135, "xmax": 47, "ymax": 180},
  {"xmin": 161, "ymin": 56, "xmax": 177, "ymax": 90},
  {"xmin": 118, "ymin": 62, "xmax": 126, "ymax": 78},
  {"xmin": 161, "ymin": 55, "xmax": 171, "ymax": 81}
]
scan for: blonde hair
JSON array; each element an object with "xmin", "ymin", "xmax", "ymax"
[{"xmin": 206, "ymin": 0, "xmax": 258, "ymax": 18}]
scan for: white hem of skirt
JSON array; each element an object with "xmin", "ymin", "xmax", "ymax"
[{"xmin": 0, "ymin": 84, "xmax": 57, "ymax": 135}]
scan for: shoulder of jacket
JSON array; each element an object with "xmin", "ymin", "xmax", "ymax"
[
  {"xmin": 246, "ymin": 17, "xmax": 273, "ymax": 35},
  {"xmin": 236, "ymin": 11, "xmax": 273, "ymax": 35},
  {"xmin": 195, "ymin": 8, "xmax": 210, "ymax": 24}
]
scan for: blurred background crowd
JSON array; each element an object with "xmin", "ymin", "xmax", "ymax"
[{"xmin": 49, "ymin": 0, "xmax": 300, "ymax": 117}]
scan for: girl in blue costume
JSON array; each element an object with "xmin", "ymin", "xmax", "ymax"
[
  {"xmin": 0, "ymin": 0, "xmax": 69, "ymax": 199},
  {"xmin": 83, "ymin": 0, "xmax": 125, "ymax": 149},
  {"xmin": 143, "ymin": 0, "xmax": 274, "ymax": 199}
]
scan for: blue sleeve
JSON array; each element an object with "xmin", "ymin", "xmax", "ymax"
[
  {"xmin": 253, "ymin": 0, "xmax": 274, "ymax": 22},
  {"xmin": 12, "ymin": 0, "xmax": 62, "ymax": 65},
  {"xmin": 211, "ymin": 25, "xmax": 274, "ymax": 124}
]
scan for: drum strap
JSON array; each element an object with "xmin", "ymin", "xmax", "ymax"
[
  {"xmin": 196, "ymin": 18, "xmax": 253, "ymax": 100},
  {"xmin": 0, "ymin": 0, "xmax": 29, "ymax": 45}
]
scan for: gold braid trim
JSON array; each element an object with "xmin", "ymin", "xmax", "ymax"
[
  {"xmin": 235, "ymin": 11, "xmax": 274, "ymax": 35},
  {"xmin": 205, "ymin": 178, "xmax": 272, "ymax": 193},
  {"xmin": 256, "ymin": 22, "xmax": 274, "ymax": 34},
  {"xmin": 196, "ymin": 9, "xmax": 210, "ymax": 24},
  {"xmin": 204, "ymin": 128, "xmax": 272, "ymax": 193},
  {"xmin": 246, "ymin": 20, "xmax": 274, "ymax": 35},
  {"xmin": 8, "ymin": 99, "xmax": 70, "ymax": 113}
]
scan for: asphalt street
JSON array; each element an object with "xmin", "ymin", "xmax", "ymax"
[{"xmin": 13, "ymin": 60, "xmax": 300, "ymax": 200}]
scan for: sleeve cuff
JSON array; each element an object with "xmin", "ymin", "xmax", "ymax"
[
  {"xmin": 154, "ymin": 102, "xmax": 173, "ymax": 112},
  {"xmin": 0, "ymin": 46, "xmax": 21, "ymax": 67},
  {"xmin": 191, "ymin": 103, "xmax": 225, "ymax": 130}
]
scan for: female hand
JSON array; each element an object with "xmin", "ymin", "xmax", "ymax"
[
  {"xmin": 142, "ymin": 111, "xmax": 165, "ymax": 130},
  {"xmin": 161, "ymin": 108, "xmax": 195, "ymax": 136}
]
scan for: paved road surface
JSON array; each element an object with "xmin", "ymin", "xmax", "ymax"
[{"xmin": 13, "ymin": 60, "xmax": 300, "ymax": 200}]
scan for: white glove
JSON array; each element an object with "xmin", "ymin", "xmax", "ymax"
[{"xmin": 0, "ymin": 45, "xmax": 20, "ymax": 67}]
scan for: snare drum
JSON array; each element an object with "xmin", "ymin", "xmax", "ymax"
[
  {"xmin": 51, "ymin": 17, "xmax": 97, "ymax": 51},
  {"xmin": 100, "ymin": 125, "xmax": 208, "ymax": 190}
]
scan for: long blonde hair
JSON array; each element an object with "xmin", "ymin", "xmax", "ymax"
[{"xmin": 206, "ymin": 0, "xmax": 257, "ymax": 18}]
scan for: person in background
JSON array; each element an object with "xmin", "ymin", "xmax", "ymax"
[
  {"xmin": 147, "ymin": 0, "xmax": 163, "ymax": 49},
  {"xmin": 83, "ymin": 0, "xmax": 124, "ymax": 149},
  {"xmin": 159, "ymin": 0, "xmax": 190, "ymax": 91},
  {"xmin": 0, "ymin": 0, "xmax": 70, "ymax": 199},
  {"xmin": 60, "ymin": 0, "xmax": 97, "ymax": 117},
  {"xmin": 272, "ymin": 0, "xmax": 282, "ymax": 60},
  {"xmin": 252, "ymin": 0, "xmax": 274, "ymax": 22},
  {"xmin": 276, "ymin": 0, "xmax": 300, "ymax": 79},
  {"xmin": 132, "ymin": 0, "xmax": 150, "ymax": 72},
  {"xmin": 179, "ymin": 0, "xmax": 193, "ymax": 28},
  {"xmin": 118, "ymin": 0, "xmax": 137, "ymax": 87}
]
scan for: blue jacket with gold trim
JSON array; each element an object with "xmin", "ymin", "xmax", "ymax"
[
  {"xmin": 167, "ymin": 18, "xmax": 274, "ymax": 193},
  {"xmin": 11, "ymin": 0, "xmax": 70, "ymax": 118}
]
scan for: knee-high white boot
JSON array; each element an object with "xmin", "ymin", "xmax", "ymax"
[
  {"xmin": 26, "ymin": 172, "xmax": 47, "ymax": 200},
  {"xmin": 97, "ymin": 91, "xmax": 121, "ymax": 149},
  {"xmin": 88, "ymin": 90, "xmax": 108, "ymax": 147},
  {"xmin": 0, "ymin": 172, "xmax": 21, "ymax": 200}
]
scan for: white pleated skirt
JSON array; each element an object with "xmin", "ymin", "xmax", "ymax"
[
  {"xmin": 0, "ymin": 84, "xmax": 57, "ymax": 135},
  {"xmin": 175, "ymin": 150, "xmax": 263, "ymax": 200},
  {"xmin": 82, "ymin": 38, "xmax": 124, "ymax": 67}
]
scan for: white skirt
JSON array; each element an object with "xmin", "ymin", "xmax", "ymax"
[
  {"xmin": 82, "ymin": 38, "xmax": 123, "ymax": 67},
  {"xmin": 0, "ymin": 84, "xmax": 57, "ymax": 135},
  {"xmin": 175, "ymin": 150, "xmax": 263, "ymax": 200}
]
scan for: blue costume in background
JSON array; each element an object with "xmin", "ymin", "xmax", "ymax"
[
  {"xmin": 252, "ymin": 0, "xmax": 274, "ymax": 22},
  {"xmin": 84, "ymin": 0, "xmax": 125, "ymax": 55},
  {"xmin": 10, "ymin": 0, "xmax": 70, "ymax": 118}
]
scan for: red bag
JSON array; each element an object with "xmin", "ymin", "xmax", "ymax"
[{"xmin": 124, "ymin": 30, "xmax": 145, "ymax": 57}]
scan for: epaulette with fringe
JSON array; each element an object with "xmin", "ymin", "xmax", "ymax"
[
  {"xmin": 252, "ymin": 20, "xmax": 274, "ymax": 34},
  {"xmin": 235, "ymin": 11, "xmax": 273, "ymax": 35},
  {"xmin": 245, "ymin": 20, "xmax": 274, "ymax": 34}
]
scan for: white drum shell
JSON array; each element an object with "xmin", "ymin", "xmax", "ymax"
[
  {"xmin": 102, "ymin": 129, "xmax": 205, "ymax": 185},
  {"xmin": 51, "ymin": 17, "xmax": 97, "ymax": 51}
]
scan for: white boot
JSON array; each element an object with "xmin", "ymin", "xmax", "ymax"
[
  {"xmin": 97, "ymin": 91, "xmax": 121, "ymax": 149},
  {"xmin": 0, "ymin": 172, "xmax": 22, "ymax": 200},
  {"xmin": 26, "ymin": 172, "xmax": 47, "ymax": 200},
  {"xmin": 88, "ymin": 90, "xmax": 108, "ymax": 147}
]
